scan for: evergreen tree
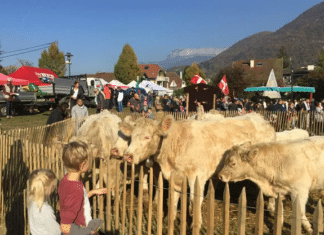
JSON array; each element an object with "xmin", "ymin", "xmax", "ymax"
[
  {"xmin": 38, "ymin": 42, "xmax": 66, "ymax": 76},
  {"xmin": 183, "ymin": 62, "xmax": 206, "ymax": 86},
  {"xmin": 277, "ymin": 46, "xmax": 290, "ymax": 69},
  {"xmin": 114, "ymin": 44, "xmax": 142, "ymax": 84}
]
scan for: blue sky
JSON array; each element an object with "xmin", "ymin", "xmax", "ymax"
[{"xmin": 0, "ymin": 0, "xmax": 322, "ymax": 75}]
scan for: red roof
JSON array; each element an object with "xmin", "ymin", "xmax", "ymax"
[
  {"xmin": 140, "ymin": 64, "xmax": 164, "ymax": 79},
  {"xmin": 166, "ymin": 72, "xmax": 183, "ymax": 89},
  {"xmin": 9, "ymin": 66, "xmax": 58, "ymax": 86}
]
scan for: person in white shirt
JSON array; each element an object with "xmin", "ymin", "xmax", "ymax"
[
  {"xmin": 27, "ymin": 169, "xmax": 61, "ymax": 235},
  {"xmin": 117, "ymin": 87, "xmax": 124, "ymax": 112}
]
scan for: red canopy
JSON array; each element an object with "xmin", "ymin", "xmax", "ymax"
[
  {"xmin": 9, "ymin": 66, "xmax": 58, "ymax": 86},
  {"xmin": 0, "ymin": 73, "xmax": 29, "ymax": 86}
]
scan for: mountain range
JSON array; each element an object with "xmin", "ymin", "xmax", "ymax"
[
  {"xmin": 141, "ymin": 48, "xmax": 226, "ymax": 70},
  {"xmin": 169, "ymin": 2, "xmax": 324, "ymax": 77}
]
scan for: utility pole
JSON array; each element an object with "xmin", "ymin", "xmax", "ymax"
[{"xmin": 65, "ymin": 52, "xmax": 73, "ymax": 77}]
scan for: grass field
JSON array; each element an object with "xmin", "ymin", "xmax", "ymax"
[{"xmin": 0, "ymin": 107, "xmax": 128, "ymax": 131}]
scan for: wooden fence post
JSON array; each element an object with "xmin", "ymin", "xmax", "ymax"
[
  {"xmin": 121, "ymin": 162, "xmax": 127, "ymax": 234},
  {"xmin": 137, "ymin": 166, "xmax": 144, "ymax": 235},
  {"xmin": 157, "ymin": 172, "xmax": 163, "ymax": 235},
  {"xmin": 207, "ymin": 180, "xmax": 214, "ymax": 235},
  {"xmin": 223, "ymin": 183, "xmax": 230, "ymax": 235},
  {"xmin": 128, "ymin": 163, "xmax": 135, "ymax": 234},
  {"xmin": 147, "ymin": 166, "xmax": 153, "ymax": 235},
  {"xmin": 114, "ymin": 162, "xmax": 120, "ymax": 233},
  {"xmin": 273, "ymin": 193, "xmax": 283, "ymax": 235},
  {"xmin": 313, "ymin": 199, "xmax": 323, "ymax": 235},
  {"xmin": 291, "ymin": 194, "xmax": 301, "ymax": 235},
  {"xmin": 255, "ymin": 190, "xmax": 264, "ymax": 235},
  {"xmin": 238, "ymin": 187, "xmax": 246, "ymax": 235},
  {"xmin": 213, "ymin": 94, "xmax": 216, "ymax": 110},
  {"xmin": 192, "ymin": 176, "xmax": 200, "ymax": 235},
  {"xmin": 180, "ymin": 176, "xmax": 187, "ymax": 235},
  {"xmin": 167, "ymin": 172, "xmax": 175, "ymax": 235}
]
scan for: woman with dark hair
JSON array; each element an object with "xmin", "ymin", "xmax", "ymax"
[
  {"xmin": 69, "ymin": 81, "xmax": 84, "ymax": 109},
  {"xmin": 46, "ymin": 102, "xmax": 69, "ymax": 125}
]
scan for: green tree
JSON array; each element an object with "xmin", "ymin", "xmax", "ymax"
[
  {"xmin": 212, "ymin": 66, "xmax": 247, "ymax": 98},
  {"xmin": 2, "ymin": 65, "xmax": 18, "ymax": 75},
  {"xmin": 114, "ymin": 44, "xmax": 142, "ymax": 84},
  {"xmin": 316, "ymin": 48, "xmax": 324, "ymax": 73},
  {"xmin": 183, "ymin": 62, "xmax": 206, "ymax": 86},
  {"xmin": 277, "ymin": 46, "xmax": 290, "ymax": 69},
  {"xmin": 38, "ymin": 42, "xmax": 66, "ymax": 76}
]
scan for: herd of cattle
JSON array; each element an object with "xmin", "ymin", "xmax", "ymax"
[{"xmin": 63, "ymin": 109, "xmax": 321, "ymax": 234}]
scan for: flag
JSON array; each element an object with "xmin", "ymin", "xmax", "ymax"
[
  {"xmin": 191, "ymin": 74, "xmax": 206, "ymax": 84},
  {"xmin": 218, "ymin": 75, "xmax": 229, "ymax": 95}
]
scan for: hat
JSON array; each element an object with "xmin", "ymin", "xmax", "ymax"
[{"xmin": 7, "ymin": 77, "xmax": 12, "ymax": 82}]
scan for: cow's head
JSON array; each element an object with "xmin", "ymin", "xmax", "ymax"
[
  {"xmin": 218, "ymin": 141, "xmax": 258, "ymax": 183},
  {"xmin": 119, "ymin": 115, "xmax": 174, "ymax": 164},
  {"xmin": 111, "ymin": 116, "xmax": 134, "ymax": 158}
]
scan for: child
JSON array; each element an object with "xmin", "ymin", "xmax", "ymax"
[
  {"xmin": 28, "ymin": 169, "xmax": 61, "ymax": 235},
  {"xmin": 59, "ymin": 141, "xmax": 107, "ymax": 235}
]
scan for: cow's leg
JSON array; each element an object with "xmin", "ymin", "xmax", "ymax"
[
  {"xmin": 172, "ymin": 188, "xmax": 181, "ymax": 221},
  {"xmin": 291, "ymin": 190, "xmax": 312, "ymax": 234}
]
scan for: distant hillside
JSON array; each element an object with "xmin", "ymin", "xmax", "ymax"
[{"xmin": 198, "ymin": 2, "xmax": 324, "ymax": 77}]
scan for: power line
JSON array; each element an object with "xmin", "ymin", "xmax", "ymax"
[
  {"xmin": 0, "ymin": 46, "xmax": 50, "ymax": 59},
  {"xmin": 1, "ymin": 42, "xmax": 55, "ymax": 55}
]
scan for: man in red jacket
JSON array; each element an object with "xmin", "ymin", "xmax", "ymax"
[{"xmin": 103, "ymin": 84, "xmax": 111, "ymax": 110}]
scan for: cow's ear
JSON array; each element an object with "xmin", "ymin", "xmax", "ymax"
[
  {"xmin": 119, "ymin": 122, "xmax": 133, "ymax": 137},
  {"xmin": 124, "ymin": 116, "xmax": 135, "ymax": 127},
  {"xmin": 157, "ymin": 115, "xmax": 174, "ymax": 136},
  {"xmin": 239, "ymin": 141, "xmax": 252, "ymax": 151},
  {"xmin": 245, "ymin": 147, "xmax": 259, "ymax": 161}
]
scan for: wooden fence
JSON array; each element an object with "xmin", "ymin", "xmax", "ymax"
[{"xmin": 0, "ymin": 133, "xmax": 323, "ymax": 234}]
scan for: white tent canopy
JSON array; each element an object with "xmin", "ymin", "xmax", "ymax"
[
  {"xmin": 139, "ymin": 81, "xmax": 169, "ymax": 91},
  {"xmin": 109, "ymin": 79, "xmax": 127, "ymax": 87},
  {"xmin": 263, "ymin": 69, "xmax": 281, "ymax": 99},
  {"xmin": 127, "ymin": 80, "xmax": 137, "ymax": 87},
  {"xmin": 99, "ymin": 78, "xmax": 109, "ymax": 85}
]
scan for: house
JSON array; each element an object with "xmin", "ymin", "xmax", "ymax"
[
  {"xmin": 166, "ymin": 72, "xmax": 186, "ymax": 90},
  {"xmin": 232, "ymin": 58, "xmax": 284, "ymax": 86},
  {"xmin": 139, "ymin": 64, "xmax": 169, "ymax": 88}
]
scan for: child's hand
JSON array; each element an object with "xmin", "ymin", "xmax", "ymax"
[{"xmin": 88, "ymin": 188, "xmax": 107, "ymax": 197}]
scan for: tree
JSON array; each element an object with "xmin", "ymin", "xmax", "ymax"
[
  {"xmin": 277, "ymin": 46, "xmax": 290, "ymax": 69},
  {"xmin": 183, "ymin": 62, "xmax": 206, "ymax": 86},
  {"xmin": 316, "ymin": 48, "xmax": 324, "ymax": 73},
  {"xmin": 212, "ymin": 66, "xmax": 247, "ymax": 98},
  {"xmin": 2, "ymin": 65, "xmax": 18, "ymax": 75},
  {"xmin": 18, "ymin": 59, "xmax": 34, "ymax": 67},
  {"xmin": 114, "ymin": 44, "xmax": 142, "ymax": 84},
  {"xmin": 38, "ymin": 42, "xmax": 66, "ymax": 77}
]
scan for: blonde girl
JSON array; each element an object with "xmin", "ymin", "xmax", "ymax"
[{"xmin": 28, "ymin": 169, "xmax": 61, "ymax": 235}]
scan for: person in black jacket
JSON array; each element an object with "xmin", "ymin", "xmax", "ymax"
[
  {"xmin": 94, "ymin": 88, "xmax": 105, "ymax": 113},
  {"xmin": 46, "ymin": 102, "xmax": 69, "ymax": 125},
  {"xmin": 70, "ymin": 81, "xmax": 84, "ymax": 109}
]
